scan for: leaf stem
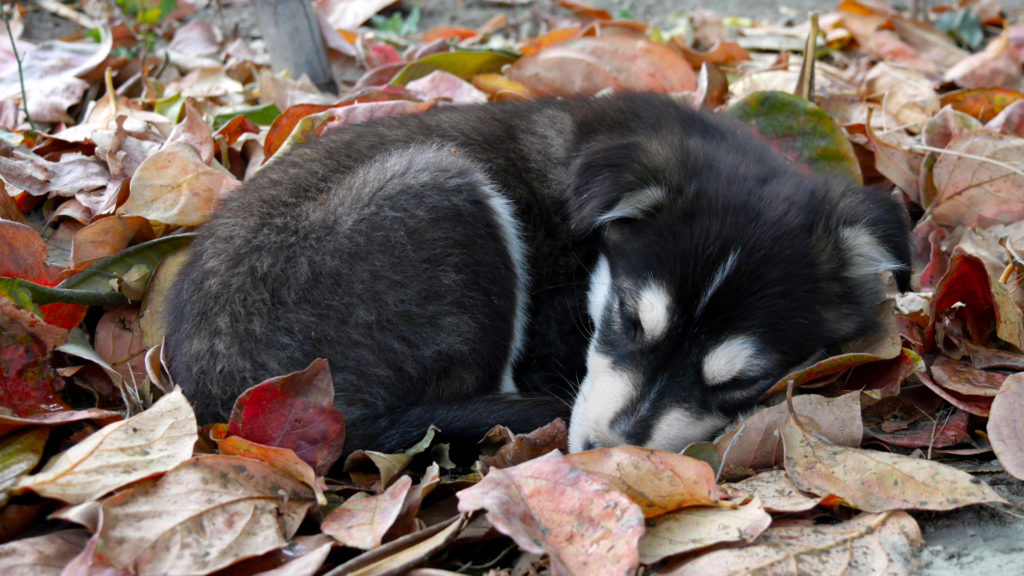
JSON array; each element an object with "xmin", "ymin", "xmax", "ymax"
[{"xmin": 0, "ymin": 2, "xmax": 36, "ymax": 131}]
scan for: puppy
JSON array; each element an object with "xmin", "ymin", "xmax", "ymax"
[{"xmin": 164, "ymin": 93, "xmax": 910, "ymax": 454}]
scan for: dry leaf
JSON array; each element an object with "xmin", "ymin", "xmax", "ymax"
[
  {"xmin": 0, "ymin": 529, "xmax": 89, "ymax": 576},
  {"xmin": 663, "ymin": 511, "xmax": 923, "ymax": 576},
  {"xmin": 322, "ymin": 476, "xmax": 413, "ymax": 550},
  {"xmin": 782, "ymin": 412, "xmax": 1007, "ymax": 512},
  {"xmin": 988, "ymin": 372, "xmax": 1024, "ymax": 481},
  {"xmin": 16, "ymin": 388, "xmax": 197, "ymax": 504},
  {"xmin": 121, "ymin": 141, "xmax": 240, "ymax": 226},
  {"xmin": 944, "ymin": 33, "xmax": 1023, "ymax": 89},
  {"xmin": 566, "ymin": 446, "xmax": 725, "ymax": 518},
  {"xmin": 716, "ymin": 392, "xmax": 863, "ymax": 473},
  {"xmin": 727, "ymin": 470, "xmax": 828, "ymax": 513},
  {"xmin": 929, "ymin": 131, "xmax": 1024, "ymax": 228},
  {"xmin": 457, "ymin": 450, "xmax": 644, "ymax": 576},
  {"xmin": 638, "ymin": 497, "xmax": 771, "ymax": 564},
  {"xmin": 93, "ymin": 455, "xmax": 315, "ymax": 575}
]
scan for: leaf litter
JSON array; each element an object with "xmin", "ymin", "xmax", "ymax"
[{"xmin": 0, "ymin": 0, "xmax": 1022, "ymax": 574}]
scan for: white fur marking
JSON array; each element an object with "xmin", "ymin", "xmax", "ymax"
[
  {"xmin": 702, "ymin": 335, "xmax": 770, "ymax": 385},
  {"xmin": 637, "ymin": 282, "xmax": 672, "ymax": 341},
  {"xmin": 568, "ymin": 346, "xmax": 635, "ymax": 452},
  {"xmin": 595, "ymin": 186, "xmax": 666, "ymax": 225},
  {"xmin": 587, "ymin": 255, "xmax": 612, "ymax": 327},
  {"xmin": 697, "ymin": 249, "xmax": 739, "ymax": 315},
  {"xmin": 841, "ymin": 226, "xmax": 903, "ymax": 277},
  {"xmin": 480, "ymin": 185, "xmax": 531, "ymax": 394},
  {"xmin": 646, "ymin": 407, "xmax": 730, "ymax": 452}
]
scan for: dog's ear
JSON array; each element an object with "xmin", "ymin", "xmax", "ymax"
[
  {"xmin": 565, "ymin": 138, "xmax": 669, "ymax": 232},
  {"xmin": 831, "ymin": 186, "xmax": 912, "ymax": 291}
]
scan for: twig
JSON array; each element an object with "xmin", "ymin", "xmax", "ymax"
[
  {"xmin": 33, "ymin": 0, "xmax": 102, "ymax": 30},
  {"xmin": 1, "ymin": 2, "xmax": 35, "ymax": 131}
]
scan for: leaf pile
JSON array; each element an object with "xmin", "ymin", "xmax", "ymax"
[{"xmin": 1, "ymin": 0, "xmax": 1024, "ymax": 574}]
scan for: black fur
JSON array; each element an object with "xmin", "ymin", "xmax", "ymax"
[{"xmin": 164, "ymin": 94, "xmax": 910, "ymax": 454}]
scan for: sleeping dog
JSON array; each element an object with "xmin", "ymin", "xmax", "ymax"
[{"xmin": 165, "ymin": 93, "xmax": 910, "ymax": 454}]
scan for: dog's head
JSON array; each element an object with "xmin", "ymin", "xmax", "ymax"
[{"xmin": 565, "ymin": 131, "xmax": 910, "ymax": 453}]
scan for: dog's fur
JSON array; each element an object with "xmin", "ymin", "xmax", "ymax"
[{"xmin": 165, "ymin": 94, "xmax": 910, "ymax": 454}]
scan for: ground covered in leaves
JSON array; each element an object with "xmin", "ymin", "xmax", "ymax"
[{"xmin": 2, "ymin": 0, "xmax": 1024, "ymax": 574}]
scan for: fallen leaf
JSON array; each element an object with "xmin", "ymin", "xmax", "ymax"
[
  {"xmin": 782, "ymin": 411, "xmax": 1007, "ymax": 512},
  {"xmin": 0, "ymin": 427, "xmax": 49, "ymax": 505},
  {"xmin": 939, "ymin": 88, "xmax": 1024, "ymax": 123},
  {"xmin": 944, "ymin": 32, "xmax": 1023, "ymax": 89},
  {"xmin": 727, "ymin": 91, "xmax": 862, "ymax": 183},
  {"xmin": 457, "ymin": 450, "xmax": 644, "ymax": 576},
  {"xmin": 138, "ymin": 248, "xmax": 189, "ymax": 348},
  {"xmin": 988, "ymin": 372, "xmax": 1024, "ymax": 481},
  {"xmin": 929, "ymin": 131, "xmax": 1024, "ymax": 228},
  {"xmin": 322, "ymin": 476, "xmax": 413, "ymax": 549},
  {"xmin": 316, "ymin": 0, "xmax": 398, "ymax": 30},
  {"xmin": 930, "ymin": 356, "xmax": 1006, "ymax": 397},
  {"xmin": 330, "ymin": 515, "xmax": 466, "ymax": 576},
  {"xmin": 480, "ymin": 418, "xmax": 567, "ymax": 469},
  {"xmin": 674, "ymin": 39, "xmax": 752, "ymax": 67},
  {"xmin": 862, "ymin": 62, "xmax": 941, "ymax": 132},
  {"xmin": 716, "ymin": 392, "xmax": 863, "ymax": 473},
  {"xmin": 505, "ymin": 36, "xmax": 696, "ymax": 98},
  {"xmin": 0, "ymin": 529, "xmax": 89, "ymax": 576},
  {"xmin": 121, "ymin": 140, "xmax": 240, "ymax": 226},
  {"xmin": 405, "ymin": 70, "xmax": 488, "ymax": 104},
  {"xmin": 92, "ymin": 455, "xmax": 315, "ymax": 575},
  {"xmin": 391, "ymin": 50, "xmax": 517, "ymax": 86},
  {"xmin": 663, "ymin": 511, "xmax": 922, "ymax": 576},
  {"xmin": 228, "ymin": 358, "xmax": 346, "ymax": 476},
  {"xmin": 727, "ymin": 470, "xmax": 828, "ymax": 513},
  {"xmin": 211, "ymin": 425, "xmax": 326, "ymax": 505},
  {"xmin": 866, "ymin": 406, "xmax": 971, "ymax": 449},
  {"xmin": 93, "ymin": 306, "xmax": 148, "ymax": 388},
  {"xmin": 70, "ymin": 216, "xmax": 155, "ymax": 270},
  {"xmin": 566, "ymin": 446, "xmax": 725, "ymax": 518},
  {"xmin": 639, "ymin": 497, "xmax": 771, "ymax": 564},
  {"xmin": 16, "ymin": 389, "xmax": 197, "ymax": 504}
]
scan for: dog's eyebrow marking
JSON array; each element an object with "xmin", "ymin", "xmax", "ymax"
[
  {"xmin": 702, "ymin": 335, "xmax": 770, "ymax": 385},
  {"xmin": 696, "ymin": 249, "xmax": 739, "ymax": 316},
  {"xmin": 636, "ymin": 282, "xmax": 672, "ymax": 341}
]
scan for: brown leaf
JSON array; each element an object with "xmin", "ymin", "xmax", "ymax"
[
  {"xmin": 93, "ymin": 306, "xmax": 148, "ymax": 389},
  {"xmin": 457, "ymin": 450, "xmax": 644, "ymax": 576},
  {"xmin": 322, "ymin": 476, "xmax": 413, "ymax": 550},
  {"xmin": 211, "ymin": 425, "xmax": 326, "ymax": 505},
  {"xmin": 663, "ymin": 511, "xmax": 923, "ymax": 576},
  {"xmin": 782, "ymin": 411, "xmax": 1007, "ymax": 512},
  {"xmin": 480, "ymin": 418, "xmax": 567, "ymax": 469},
  {"xmin": 16, "ymin": 389, "xmax": 197, "ymax": 504},
  {"xmin": 121, "ymin": 141, "xmax": 240, "ymax": 226},
  {"xmin": 716, "ymin": 392, "xmax": 863, "ymax": 474},
  {"xmin": 70, "ymin": 216, "xmax": 155, "ymax": 270},
  {"xmin": 988, "ymin": 372, "xmax": 1024, "ymax": 481},
  {"xmin": 405, "ymin": 70, "xmax": 488, "ymax": 104},
  {"xmin": 0, "ymin": 529, "xmax": 89, "ymax": 576},
  {"xmin": 674, "ymin": 40, "xmax": 752, "ymax": 67},
  {"xmin": 567, "ymin": 445, "xmax": 725, "ymax": 518},
  {"xmin": 930, "ymin": 131, "xmax": 1024, "ymax": 229},
  {"xmin": 944, "ymin": 33, "xmax": 1023, "ymax": 89},
  {"xmin": 93, "ymin": 455, "xmax": 315, "ymax": 575},
  {"xmin": 505, "ymin": 36, "xmax": 696, "ymax": 98},
  {"xmin": 138, "ymin": 247, "xmax": 190, "ymax": 348},
  {"xmin": 727, "ymin": 470, "xmax": 828, "ymax": 513},
  {"xmin": 638, "ymin": 497, "xmax": 771, "ymax": 564},
  {"xmin": 330, "ymin": 515, "xmax": 465, "ymax": 576},
  {"xmin": 0, "ymin": 149, "xmax": 109, "ymax": 198},
  {"xmin": 930, "ymin": 356, "xmax": 1006, "ymax": 397},
  {"xmin": 862, "ymin": 63, "xmax": 940, "ymax": 132}
]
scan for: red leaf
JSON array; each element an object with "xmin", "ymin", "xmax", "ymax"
[{"xmin": 228, "ymin": 358, "xmax": 345, "ymax": 476}]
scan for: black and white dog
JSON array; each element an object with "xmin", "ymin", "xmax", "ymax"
[{"xmin": 165, "ymin": 93, "xmax": 910, "ymax": 454}]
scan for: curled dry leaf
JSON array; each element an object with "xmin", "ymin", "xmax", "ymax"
[
  {"xmin": 727, "ymin": 470, "xmax": 828, "ymax": 513},
  {"xmin": 944, "ymin": 33, "xmax": 1023, "ymax": 90},
  {"xmin": 716, "ymin": 392, "xmax": 863, "ymax": 474},
  {"xmin": 321, "ymin": 475, "xmax": 413, "ymax": 550},
  {"xmin": 228, "ymin": 358, "xmax": 346, "ymax": 476},
  {"xmin": 15, "ymin": 389, "xmax": 197, "ymax": 504},
  {"xmin": 939, "ymin": 88, "xmax": 1024, "ymax": 124},
  {"xmin": 211, "ymin": 425, "xmax": 326, "ymax": 505},
  {"xmin": 120, "ymin": 141, "xmax": 240, "ymax": 227},
  {"xmin": 457, "ymin": 450, "xmax": 644, "ymax": 576},
  {"xmin": 93, "ymin": 455, "xmax": 315, "ymax": 576},
  {"xmin": 782, "ymin": 411, "xmax": 1007, "ymax": 512},
  {"xmin": 480, "ymin": 418, "xmax": 567, "ymax": 469},
  {"xmin": 505, "ymin": 36, "xmax": 697, "ymax": 98},
  {"xmin": 988, "ymin": 372, "xmax": 1024, "ymax": 481},
  {"xmin": 566, "ymin": 445, "xmax": 725, "ymax": 518},
  {"xmin": 330, "ymin": 515, "xmax": 466, "ymax": 576},
  {"xmin": 405, "ymin": 70, "xmax": 488, "ymax": 104},
  {"xmin": 862, "ymin": 62, "xmax": 941, "ymax": 132},
  {"xmin": 0, "ymin": 529, "xmax": 90, "ymax": 576},
  {"xmin": 663, "ymin": 511, "xmax": 922, "ymax": 576},
  {"xmin": 638, "ymin": 497, "xmax": 771, "ymax": 564},
  {"xmin": 70, "ymin": 216, "xmax": 155, "ymax": 270}
]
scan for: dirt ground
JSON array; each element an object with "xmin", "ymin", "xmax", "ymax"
[{"xmin": 19, "ymin": 0, "xmax": 1024, "ymax": 573}]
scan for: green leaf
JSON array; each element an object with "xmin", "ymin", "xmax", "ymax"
[
  {"xmin": 213, "ymin": 103, "xmax": 282, "ymax": 129},
  {"xmin": 55, "ymin": 234, "xmax": 196, "ymax": 303},
  {"xmin": 726, "ymin": 90, "xmax": 862, "ymax": 184},
  {"xmin": 391, "ymin": 50, "xmax": 518, "ymax": 86},
  {"xmin": 155, "ymin": 94, "xmax": 184, "ymax": 123},
  {"xmin": 0, "ymin": 428, "xmax": 50, "ymax": 506},
  {"xmin": 934, "ymin": 9, "xmax": 984, "ymax": 51}
]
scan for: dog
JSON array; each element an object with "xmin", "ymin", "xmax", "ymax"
[{"xmin": 164, "ymin": 93, "xmax": 910, "ymax": 454}]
